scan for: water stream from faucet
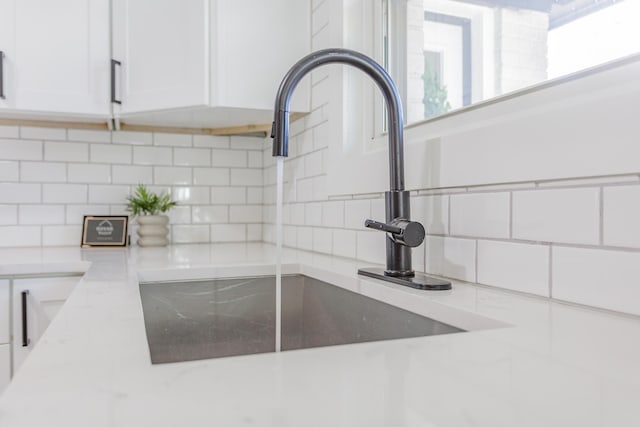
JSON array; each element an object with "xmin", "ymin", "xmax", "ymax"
[{"xmin": 275, "ymin": 157, "xmax": 284, "ymax": 352}]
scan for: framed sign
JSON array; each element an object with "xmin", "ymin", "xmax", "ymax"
[{"xmin": 81, "ymin": 216, "xmax": 129, "ymax": 248}]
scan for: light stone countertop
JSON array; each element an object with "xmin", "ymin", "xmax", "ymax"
[{"xmin": 0, "ymin": 243, "xmax": 639, "ymax": 426}]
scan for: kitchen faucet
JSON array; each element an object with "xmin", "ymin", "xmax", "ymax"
[{"xmin": 271, "ymin": 48, "xmax": 451, "ymax": 290}]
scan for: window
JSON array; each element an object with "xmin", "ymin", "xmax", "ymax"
[{"xmin": 388, "ymin": 0, "xmax": 640, "ymax": 125}]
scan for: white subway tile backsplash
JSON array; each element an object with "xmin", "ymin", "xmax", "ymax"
[
  {"xmin": 332, "ymin": 229, "xmax": 356, "ymax": 259},
  {"xmin": 172, "ymin": 187, "xmax": 210, "ymax": 205},
  {"xmin": 321, "ymin": 201, "xmax": 344, "ymax": 228},
  {"xmin": 230, "ymin": 136, "xmax": 265, "ymax": 150},
  {"xmin": 553, "ymin": 246, "xmax": 640, "ymax": 315},
  {"xmin": 0, "ymin": 206, "xmax": 17, "ymax": 225},
  {"xmin": 211, "ymin": 187, "xmax": 246, "ymax": 205},
  {"xmin": 0, "ymin": 139, "xmax": 42, "ymax": 160},
  {"xmin": 0, "ymin": 161, "xmax": 18, "ymax": 181},
  {"xmin": 283, "ymin": 225, "xmax": 297, "ymax": 247},
  {"xmin": 44, "ymin": 141, "xmax": 88, "ymax": 162},
  {"xmin": 425, "ymin": 236, "xmax": 476, "ymax": 282},
  {"xmin": 0, "ymin": 126, "xmax": 19, "ymax": 138},
  {"xmin": 477, "ymin": 240, "xmax": 549, "ymax": 297},
  {"xmin": 412, "ymin": 195, "xmax": 449, "ymax": 235},
  {"xmin": 230, "ymin": 205, "xmax": 262, "ymax": 223},
  {"xmin": 21, "ymin": 162, "xmax": 66, "ymax": 182},
  {"xmin": 370, "ymin": 198, "xmax": 385, "ymax": 222},
  {"xmin": 297, "ymin": 226, "xmax": 313, "ymax": 250},
  {"xmin": 356, "ymin": 231, "xmax": 386, "ymax": 265},
  {"xmin": 231, "ymin": 168, "xmax": 261, "ymax": 186},
  {"xmin": 19, "ymin": 205, "xmax": 65, "ymax": 225},
  {"xmin": 193, "ymin": 168, "xmax": 229, "ymax": 186},
  {"xmin": 172, "ymin": 225, "xmax": 209, "ymax": 243},
  {"xmin": 153, "ymin": 133, "xmax": 192, "ymax": 147},
  {"xmin": 167, "ymin": 206, "xmax": 191, "ymax": 225},
  {"xmin": 193, "ymin": 135, "xmax": 229, "ymax": 148},
  {"xmin": 192, "ymin": 206, "xmax": 228, "ymax": 224},
  {"xmin": 247, "ymin": 187, "xmax": 263, "ymax": 204},
  {"xmin": 112, "ymin": 131, "xmax": 152, "ymax": 145},
  {"xmin": 43, "ymin": 184, "xmax": 87, "ymax": 204},
  {"xmin": 212, "ymin": 150, "xmax": 246, "ymax": 167},
  {"xmin": 304, "ymin": 150, "xmax": 324, "ymax": 176},
  {"xmin": 89, "ymin": 185, "xmax": 129, "ymax": 204},
  {"xmin": 312, "ymin": 227, "xmax": 332, "ymax": 254},
  {"xmin": 0, "ymin": 183, "xmax": 41, "ymax": 203},
  {"xmin": 604, "ymin": 185, "xmax": 640, "ymax": 249},
  {"xmin": 344, "ymin": 199, "xmax": 370, "ymax": 230},
  {"xmin": 154, "ymin": 167, "xmax": 192, "ymax": 185},
  {"xmin": 68, "ymin": 164, "xmax": 111, "ymax": 184},
  {"xmin": 42, "ymin": 225, "xmax": 82, "ymax": 246},
  {"xmin": 247, "ymin": 224, "xmax": 262, "ymax": 241},
  {"xmin": 66, "ymin": 205, "xmax": 110, "ymax": 224},
  {"xmin": 450, "ymin": 192, "xmax": 510, "ymax": 238},
  {"xmin": 296, "ymin": 177, "xmax": 313, "ymax": 202},
  {"xmin": 305, "ymin": 202, "xmax": 322, "ymax": 226},
  {"xmin": 0, "ymin": 125, "xmax": 268, "ymax": 247},
  {"xmin": 210, "ymin": 224, "xmax": 246, "ymax": 242},
  {"xmin": 112, "ymin": 165, "xmax": 153, "ymax": 185},
  {"xmin": 312, "ymin": 175, "xmax": 327, "ymax": 200},
  {"xmin": 513, "ymin": 188, "xmax": 599, "ymax": 244},
  {"xmin": 0, "ymin": 226, "xmax": 41, "ymax": 247},
  {"xmin": 248, "ymin": 151, "xmax": 262, "ymax": 168},
  {"xmin": 290, "ymin": 204, "xmax": 305, "ymax": 226},
  {"xmin": 174, "ymin": 148, "xmax": 211, "ymax": 167},
  {"xmin": 67, "ymin": 129, "xmax": 111, "ymax": 143},
  {"xmin": 91, "ymin": 144, "xmax": 131, "ymax": 164},
  {"xmin": 21, "ymin": 126, "xmax": 66, "ymax": 141}
]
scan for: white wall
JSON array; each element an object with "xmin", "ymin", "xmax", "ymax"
[
  {"xmin": 262, "ymin": 0, "xmax": 640, "ymax": 317},
  {"xmin": 0, "ymin": 126, "xmax": 264, "ymax": 246}
]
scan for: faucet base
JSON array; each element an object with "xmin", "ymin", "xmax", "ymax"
[{"xmin": 358, "ymin": 268, "xmax": 452, "ymax": 291}]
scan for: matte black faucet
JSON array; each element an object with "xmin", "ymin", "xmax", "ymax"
[{"xmin": 271, "ymin": 48, "xmax": 451, "ymax": 290}]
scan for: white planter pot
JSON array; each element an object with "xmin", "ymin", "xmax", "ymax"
[{"xmin": 136, "ymin": 215, "xmax": 169, "ymax": 247}]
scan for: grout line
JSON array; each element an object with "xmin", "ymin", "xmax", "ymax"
[
  {"xmin": 599, "ymin": 187, "xmax": 604, "ymax": 245},
  {"xmin": 447, "ymin": 195, "xmax": 451, "ymax": 235},
  {"xmin": 548, "ymin": 245, "xmax": 553, "ymax": 298},
  {"xmin": 474, "ymin": 239, "xmax": 479, "ymax": 284},
  {"xmin": 509, "ymin": 192, "xmax": 513, "ymax": 239}
]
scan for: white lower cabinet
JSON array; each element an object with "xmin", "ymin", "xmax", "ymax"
[
  {"xmin": 0, "ymin": 344, "xmax": 9, "ymax": 393},
  {"xmin": 10, "ymin": 276, "xmax": 81, "ymax": 377}
]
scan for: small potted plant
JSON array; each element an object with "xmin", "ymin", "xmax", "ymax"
[{"xmin": 126, "ymin": 184, "xmax": 177, "ymax": 247}]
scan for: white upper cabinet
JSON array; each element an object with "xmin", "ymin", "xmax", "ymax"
[
  {"xmin": 111, "ymin": 0, "xmax": 210, "ymax": 114},
  {"xmin": 112, "ymin": 0, "xmax": 310, "ymax": 128},
  {"xmin": 0, "ymin": 0, "xmax": 110, "ymax": 118}
]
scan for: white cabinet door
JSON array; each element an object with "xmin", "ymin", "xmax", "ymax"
[
  {"xmin": 112, "ymin": 0, "xmax": 209, "ymax": 114},
  {"xmin": 11, "ymin": 276, "xmax": 79, "ymax": 374},
  {"xmin": 211, "ymin": 0, "xmax": 310, "ymax": 112},
  {"xmin": 0, "ymin": 0, "xmax": 110, "ymax": 117},
  {"xmin": 0, "ymin": 344, "xmax": 9, "ymax": 394},
  {"xmin": 0, "ymin": 280, "xmax": 8, "ymax": 345}
]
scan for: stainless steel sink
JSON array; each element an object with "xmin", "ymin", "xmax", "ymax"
[{"xmin": 139, "ymin": 275, "xmax": 463, "ymax": 364}]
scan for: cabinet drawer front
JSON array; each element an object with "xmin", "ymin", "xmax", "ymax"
[{"xmin": 11, "ymin": 276, "xmax": 81, "ymax": 375}]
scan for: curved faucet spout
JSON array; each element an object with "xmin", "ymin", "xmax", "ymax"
[{"xmin": 271, "ymin": 48, "xmax": 405, "ymax": 192}]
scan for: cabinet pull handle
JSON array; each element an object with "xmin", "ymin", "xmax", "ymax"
[
  {"xmin": 111, "ymin": 59, "xmax": 122, "ymax": 104},
  {"xmin": 0, "ymin": 51, "xmax": 5, "ymax": 100},
  {"xmin": 21, "ymin": 290, "xmax": 29, "ymax": 347}
]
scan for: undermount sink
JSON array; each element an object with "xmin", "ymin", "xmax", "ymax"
[{"xmin": 139, "ymin": 275, "xmax": 463, "ymax": 364}]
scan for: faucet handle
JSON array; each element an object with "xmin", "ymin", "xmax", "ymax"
[
  {"xmin": 364, "ymin": 219, "xmax": 402, "ymax": 234},
  {"xmin": 365, "ymin": 218, "xmax": 425, "ymax": 248}
]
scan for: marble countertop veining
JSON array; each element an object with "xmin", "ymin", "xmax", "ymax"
[{"xmin": 0, "ymin": 243, "xmax": 639, "ymax": 426}]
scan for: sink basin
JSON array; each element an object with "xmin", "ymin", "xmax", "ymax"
[{"xmin": 139, "ymin": 275, "xmax": 463, "ymax": 364}]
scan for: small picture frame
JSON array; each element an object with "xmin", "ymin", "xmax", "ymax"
[{"xmin": 81, "ymin": 216, "xmax": 129, "ymax": 248}]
